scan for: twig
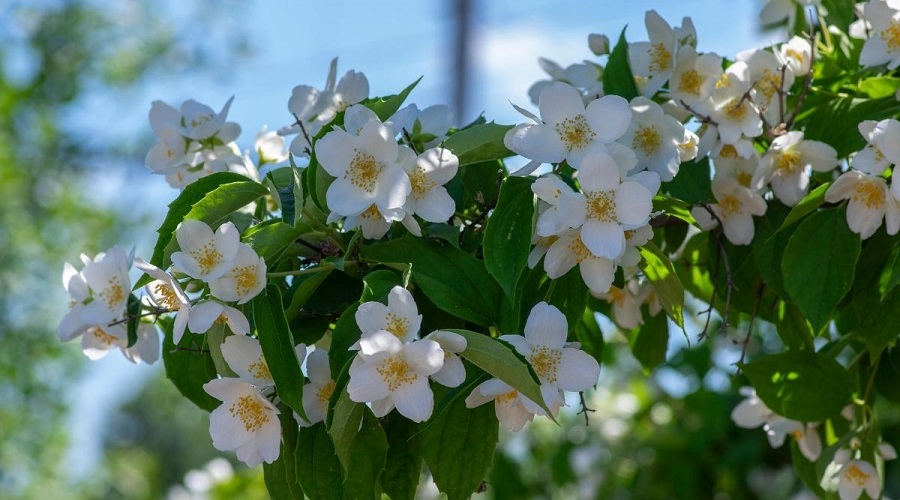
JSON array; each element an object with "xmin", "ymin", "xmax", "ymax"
[
  {"xmin": 785, "ymin": 29, "xmax": 817, "ymax": 130},
  {"xmin": 292, "ymin": 113, "xmax": 313, "ymax": 156},
  {"xmin": 107, "ymin": 307, "xmax": 171, "ymax": 327},
  {"xmin": 737, "ymin": 284, "xmax": 765, "ymax": 366},
  {"xmin": 578, "ymin": 391, "xmax": 595, "ymax": 426},
  {"xmin": 401, "ymin": 127, "xmax": 421, "ymax": 155},
  {"xmin": 697, "ymin": 204, "xmax": 737, "ymax": 340},
  {"xmin": 679, "ymin": 100, "xmax": 718, "ymax": 127}
]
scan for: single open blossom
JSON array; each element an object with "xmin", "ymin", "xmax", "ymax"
[
  {"xmin": 618, "ymin": 97, "xmax": 690, "ymax": 181},
  {"xmin": 121, "ymin": 323, "xmax": 161, "ymax": 365},
  {"xmin": 837, "ymin": 458, "xmax": 880, "ymax": 500},
  {"xmin": 134, "ymin": 258, "xmax": 191, "ymax": 344},
  {"xmin": 543, "ymin": 230, "xmax": 618, "ymax": 294},
  {"xmin": 254, "ymin": 126, "xmax": 289, "ymax": 165},
  {"xmin": 80, "ymin": 323, "xmax": 160, "ymax": 365},
  {"xmin": 355, "ymin": 285, "xmax": 422, "ymax": 343},
  {"xmin": 188, "ymin": 301, "xmax": 251, "ymax": 335},
  {"xmin": 527, "ymin": 58, "xmax": 603, "ymax": 106},
  {"xmin": 297, "ymin": 349, "xmax": 335, "ymax": 427},
  {"xmin": 465, "ymin": 378, "xmax": 540, "ymax": 431},
  {"xmin": 825, "ymin": 170, "xmax": 900, "ymax": 239},
  {"xmin": 59, "ymin": 246, "xmax": 133, "ymax": 341},
  {"xmin": 860, "ymin": 0, "xmax": 900, "ymax": 69},
  {"xmin": 754, "ymin": 131, "xmax": 838, "ymax": 206},
  {"xmin": 708, "ymin": 62, "xmax": 763, "ymax": 145},
  {"xmin": 400, "ymin": 146, "xmax": 459, "ymax": 234},
  {"xmin": 347, "ymin": 332, "xmax": 444, "ymax": 422},
  {"xmin": 316, "ymin": 119, "xmax": 411, "ymax": 219},
  {"xmin": 713, "ymin": 145, "xmax": 763, "ymax": 192},
  {"xmin": 208, "ymin": 243, "xmax": 267, "ymax": 304},
  {"xmin": 668, "ymin": 45, "xmax": 723, "ymax": 113},
  {"xmin": 736, "ymin": 48, "xmax": 796, "ymax": 123},
  {"xmin": 628, "ymin": 10, "xmax": 682, "ymax": 97},
  {"xmin": 389, "ymin": 104, "xmax": 454, "ymax": 149},
  {"xmin": 221, "ymin": 334, "xmax": 285, "ymax": 389},
  {"xmin": 424, "ymin": 330, "xmax": 467, "ymax": 387},
  {"xmin": 779, "ymin": 36, "xmax": 813, "ymax": 75},
  {"xmin": 203, "ymin": 378, "xmax": 281, "ymax": 467},
  {"xmin": 692, "ymin": 178, "xmax": 767, "ymax": 245},
  {"xmin": 533, "ymin": 174, "xmax": 580, "ymax": 237},
  {"xmin": 505, "ymin": 81, "xmax": 632, "ymax": 173},
  {"xmin": 852, "ymin": 118, "xmax": 900, "ymax": 175},
  {"xmin": 170, "ymin": 219, "xmax": 240, "ymax": 282},
  {"xmin": 595, "ymin": 279, "xmax": 653, "ymax": 330},
  {"xmin": 730, "ymin": 387, "xmax": 820, "ymax": 459},
  {"xmin": 560, "ymin": 152, "xmax": 653, "ymax": 260},
  {"xmin": 151, "ymin": 97, "xmax": 240, "ymax": 143},
  {"xmin": 499, "ymin": 302, "xmax": 600, "ymax": 413}
]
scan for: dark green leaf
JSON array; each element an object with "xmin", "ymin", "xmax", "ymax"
[
  {"xmin": 421, "ymin": 387, "xmax": 499, "ymax": 500},
  {"xmin": 380, "ymin": 413, "xmax": 422, "ymax": 500},
  {"xmin": 295, "ymin": 424, "xmax": 343, "ymax": 500},
  {"xmin": 125, "ymin": 293, "xmax": 140, "ymax": 347},
  {"xmin": 630, "ymin": 306, "xmax": 669, "ymax": 371},
  {"xmin": 740, "ymin": 350, "xmax": 854, "ymax": 422},
  {"xmin": 342, "ymin": 410, "xmax": 388, "ymax": 500},
  {"xmin": 284, "ymin": 266, "xmax": 335, "ymax": 322},
  {"xmin": 602, "ymin": 27, "xmax": 639, "ymax": 100},
  {"xmin": 161, "ymin": 320, "xmax": 219, "ymax": 412},
  {"xmin": 443, "ymin": 122, "xmax": 514, "ymax": 167},
  {"xmin": 662, "ymin": 156, "xmax": 713, "ymax": 204},
  {"xmin": 243, "ymin": 220, "xmax": 303, "ymax": 264},
  {"xmin": 328, "ymin": 303, "xmax": 361, "ymax": 376},
  {"xmin": 639, "ymin": 242, "xmax": 685, "ymax": 327},
  {"xmin": 263, "ymin": 407, "xmax": 304, "ymax": 500},
  {"xmin": 879, "ymin": 244, "xmax": 900, "ymax": 298},
  {"xmin": 782, "ymin": 208, "xmax": 860, "ymax": 333},
  {"xmin": 544, "ymin": 267, "xmax": 589, "ymax": 335},
  {"xmin": 327, "ymin": 384, "xmax": 365, "ymax": 473},
  {"xmin": 360, "ymin": 269, "xmax": 402, "ymax": 302},
  {"xmin": 791, "ymin": 440, "xmax": 826, "ymax": 497},
  {"xmin": 875, "ymin": 346, "xmax": 900, "ymax": 403},
  {"xmin": 365, "ymin": 78, "xmax": 422, "ymax": 122},
  {"xmin": 575, "ymin": 309, "xmax": 605, "ymax": 365},
  {"xmin": 266, "ymin": 166, "xmax": 304, "ymax": 226},
  {"xmin": 772, "ymin": 300, "xmax": 815, "ymax": 351},
  {"xmin": 361, "ymin": 237, "xmax": 500, "ymax": 326},
  {"xmin": 483, "ymin": 176, "xmax": 535, "ymax": 300},
  {"xmin": 253, "ymin": 284, "xmax": 307, "ymax": 421}
]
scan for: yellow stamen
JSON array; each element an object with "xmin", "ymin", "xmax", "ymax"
[
  {"xmin": 649, "ymin": 42, "xmax": 672, "ymax": 72},
  {"xmin": 192, "ymin": 242, "xmax": 223, "ymax": 275},
  {"xmin": 409, "ymin": 166, "xmax": 436, "ymax": 200},
  {"xmin": 233, "ymin": 265, "xmax": 258, "ymax": 297},
  {"xmin": 385, "ymin": 312, "xmax": 411, "ymax": 340},
  {"xmin": 248, "ymin": 355, "xmax": 272, "ymax": 381},
  {"xmin": 852, "ymin": 181, "xmax": 886, "ymax": 209},
  {"xmin": 633, "ymin": 126, "xmax": 662, "ymax": 155},
  {"xmin": 586, "ymin": 191, "xmax": 617, "ymax": 223},
  {"xmin": 529, "ymin": 346, "xmax": 562, "ymax": 383},
  {"xmin": 345, "ymin": 150, "xmax": 383, "ymax": 192},
  {"xmin": 229, "ymin": 395, "xmax": 270, "ymax": 432},
  {"xmin": 775, "ymin": 150, "xmax": 803, "ymax": 175},
  {"xmin": 678, "ymin": 69, "xmax": 703, "ymax": 96},
  {"xmin": 882, "ymin": 19, "xmax": 900, "ymax": 51},
  {"xmin": 718, "ymin": 195, "xmax": 742, "ymax": 216},
  {"xmin": 555, "ymin": 114, "xmax": 595, "ymax": 152},
  {"xmin": 376, "ymin": 356, "xmax": 418, "ymax": 391}
]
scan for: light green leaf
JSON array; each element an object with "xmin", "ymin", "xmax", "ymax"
[
  {"xmin": 252, "ymin": 284, "xmax": 308, "ymax": 421},
  {"xmin": 778, "ymin": 183, "xmax": 829, "ymax": 231},
  {"xmin": 483, "ymin": 176, "xmax": 535, "ymax": 300},
  {"xmin": 858, "ymin": 76, "xmax": 900, "ymax": 99},
  {"xmin": 740, "ymin": 350, "xmax": 854, "ymax": 422},
  {"xmin": 365, "ymin": 78, "xmax": 422, "ymax": 122},
  {"xmin": 242, "ymin": 220, "xmax": 303, "ymax": 264},
  {"xmin": 443, "ymin": 122, "xmax": 514, "ymax": 167},
  {"xmin": 653, "ymin": 195, "xmax": 698, "ymax": 225},
  {"xmin": 639, "ymin": 242, "xmax": 685, "ymax": 327},
  {"xmin": 602, "ymin": 27, "xmax": 639, "ymax": 100},
  {"xmin": 782, "ymin": 208, "xmax": 860, "ymax": 333},
  {"xmin": 448, "ymin": 329, "xmax": 551, "ymax": 416},
  {"xmin": 207, "ymin": 322, "xmax": 237, "ymax": 378}
]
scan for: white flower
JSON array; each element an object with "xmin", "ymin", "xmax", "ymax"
[
  {"xmin": 499, "ymin": 302, "xmax": 600, "ymax": 413},
  {"xmin": 465, "ymin": 378, "xmax": 539, "ymax": 431},
  {"xmin": 731, "ymin": 387, "xmax": 776, "ymax": 429},
  {"xmin": 170, "ymin": 219, "xmax": 240, "ymax": 282},
  {"xmin": 860, "ymin": 0, "xmax": 900, "ymax": 69},
  {"xmin": 668, "ymin": 46, "xmax": 723, "ymax": 113},
  {"xmin": 339, "ymin": 204, "xmax": 396, "ymax": 239},
  {"xmin": 203, "ymin": 378, "xmax": 281, "ymax": 467},
  {"xmin": 316, "ymin": 120, "xmax": 411, "ymax": 218},
  {"xmin": 81, "ymin": 324, "xmax": 128, "ymax": 361},
  {"xmin": 780, "ymin": 36, "xmax": 813, "ymax": 75},
  {"xmin": 533, "ymin": 174, "xmax": 580, "ymax": 237},
  {"xmin": 188, "ymin": 301, "xmax": 251, "ymax": 335},
  {"xmin": 255, "ymin": 126, "xmax": 289, "ymax": 165},
  {"xmin": 760, "ymin": 0, "xmax": 821, "ymax": 29},
  {"xmin": 628, "ymin": 10, "xmax": 679, "ymax": 97},
  {"xmin": 505, "ymin": 82, "xmax": 632, "ymax": 172},
  {"xmin": 825, "ymin": 170, "xmax": 900, "ymax": 239},
  {"xmin": 389, "ymin": 104, "xmax": 454, "ymax": 148},
  {"xmin": 170, "ymin": 97, "xmax": 240, "ymax": 142},
  {"xmin": 691, "ymin": 178, "xmax": 767, "ymax": 245},
  {"xmin": 618, "ymin": 96, "xmax": 690, "ymax": 181},
  {"xmin": 400, "ymin": 146, "xmax": 459, "ymax": 233},
  {"xmin": 208, "ymin": 243, "xmax": 267, "ymax": 304},
  {"xmin": 852, "ymin": 118, "xmax": 900, "ymax": 175},
  {"xmin": 423, "ymin": 330, "xmax": 467, "ymax": 388},
  {"xmin": 588, "ymin": 33, "xmax": 610, "ymax": 56},
  {"xmin": 121, "ymin": 323, "xmax": 161, "ymax": 365},
  {"xmin": 134, "ymin": 258, "xmax": 191, "ymax": 344},
  {"xmin": 560, "ymin": 152, "xmax": 653, "ymax": 260},
  {"xmin": 713, "ymin": 145, "xmax": 763, "ymax": 191},
  {"xmin": 68, "ymin": 246, "xmax": 133, "ymax": 328},
  {"xmin": 596, "ymin": 279, "xmax": 650, "ymax": 330},
  {"xmin": 792, "ymin": 424, "xmax": 822, "ymax": 461},
  {"xmin": 297, "ymin": 349, "xmax": 335, "ymax": 427},
  {"xmin": 347, "ymin": 332, "xmax": 444, "ymax": 422},
  {"xmin": 837, "ymin": 459, "xmax": 880, "ymax": 500},
  {"xmin": 221, "ymin": 334, "xmax": 285, "ymax": 389},
  {"xmin": 543, "ymin": 230, "xmax": 617, "ymax": 294},
  {"xmin": 754, "ymin": 131, "xmax": 838, "ymax": 206},
  {"xmin": 145, "ymin": 128, "xmax": 198, "ymax": 174},
  {"xmin": 527, "ymin": 59, "xmax": 603, "ymax": 106},
  {"xmin": 355, "ymin": 286, "xmax": 422, "ymax": 343},
  {"xmin": 736, "ymin": 48, "xmax": 796, "ymax": 123},
  {"xmin": 708, "ymin": 62, "xmax": 763, "ymax": 145},
  {"xmin": 59, "ymin": 260, "xmax": 92, "ymax": 342}
]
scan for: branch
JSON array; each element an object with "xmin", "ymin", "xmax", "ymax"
[{"xmin": 578, "ymin": 391, "xmax": 595, "ymax": 426}]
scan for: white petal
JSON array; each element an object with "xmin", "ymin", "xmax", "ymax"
[
  {"xmin": 584, "ymin": 95, "xmax": 632, "ymax": 143},
  {"xmin": 404, "ymin": 339, "xmax": 444, "ymax": 376},
  {"xmin": 524, "ymin": 301, "xmax": 568, "ymax": 348},
  {"xmin": 391, "ymin": 378, "xmax": 434, "ymax": 422},
  {"xmin": 538, "ymin": 82, "xmax": 586, "ymax": 125},
  {"xmin": 581, "ymin": 220, "xmax": 626, "ymax": 260},
  {"xmin": 556, "ymin": 348, "xmax": 600, "ymax": 391}
]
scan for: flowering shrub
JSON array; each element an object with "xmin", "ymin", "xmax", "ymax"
[{"xmin": 59, "ymin": 2, "xmax": 900, "ymax": 498}]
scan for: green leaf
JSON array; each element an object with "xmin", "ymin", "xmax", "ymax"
[
  {"xmin": 575, "ymin": 309, "xmax": 605, "ymax": 365},
  {"xmin": 379, "ymin": 413, "xmax": 422, "ymax": 500},
  {"xmin": 602, "ymin": 27, "xmax": 639, "ymax": 100},
  {"xmin": 341, "ymin": 410, "xmax": 388, "ymax": 500},
  {"xmin": 207, "ymin": 322, "xmax": 237, "ymax": 378},
  {"xmin": 442, "ymin": 122, "xmax": 514, "ymax": 167},
  {"xmin": 875, "ymin": 346, "xmax": 900, "ymax": 403},
  {"xmin": 242, "ymin": 220, "xmax": 303, "ymax": 264},
  {"xmin": 858, "ymin": 76, "xmax": 900, "ymax": 99},
  {"xmin": 263, "ymin": 406, "xmax": 304, "ymax": 500},
  {"xmin": 791, "ymin": 441, "xmax": 827, "ymax": 497},
  {"xmin": 544, "ymin": 267, "xmax": 589, "ymax": 335},
  {"xmin": 800, "ymin": 96, "xmax": 900, "ymax": 157},
  {"xmin": 125, "ymin": 293, "xmax": 140, "ymax": 347},
  {"xmin": 328, "ymin": 303, "xmax": 361, "ymax": 376},
  {"xmin": 639, "ymin": 242, "xmax": 685, "ymax": 327},
  {"xmin": 740, "ymin": 351, "xmax": 854, "ymax": 422},
  {"xmin": 879, "ymin": 243, "xmax": 900, "ymax": 298},
  {"xmin": 653, "ymin": 195, "xmax": 697, "ymax": 225},
  {"xmin": 361, "ymin": 237, "xmax": 500, "ymax": 326},
  {"xmin": 252, "ymin": 284, "xmax": 307, "ymax": 421},
  {"xmin": 484, "ymin": 176, "xmax": 535, "ymax": 300},
  {"xmin": 662, "ymin": 156, "xmax": 713, "ymax": 204},
  {"xmin": 782, "ymin": 208, "xmax": 860, "ymax": 333},
  {"xmin": 151, "ymin": 173, "xmax": 269, "ymax": 270},
  {"xmin": 284, "ymin": 266, "xmax": 335, "ymax": 321},
  {"xmin": 161, "ymin": 320, "xmax": 219, "ymax": 412},
  {"xmin": 327, "ymin": 382, "xmax": 365, "ymax": 473},
  {"xmin": 295, "ymin": 423, "xmax": 343, "ymax": 500},
  {"xmin": 266, "ymin": 166, "xmax": 304, "ymax": 226},
  {"xmin": 360, "ymin": 269, "xmax": 402, "ymax": 302},
  {"xmin": 421, "ymin": 388, "xmax": 499, "ymax": 500},
  {"xmin": 630, "ymin": 307, "xmax": 669, "ymax": 372},
  {"xmin": 365, "ymin": 78, "xmax": 422, "ymax": 122},
  {"xmin": 448, "ymin": 329, "xmax": 551, "ymax": 416},
  {"xmin": 772, "ymin": 300, "xmax": 815, "ymax": 351},
  {"xmin": 778, "ymin": 183, "xmax": 829, "ymax": 231}
]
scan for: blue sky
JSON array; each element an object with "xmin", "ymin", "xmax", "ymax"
[{"xmin": 66, "ymin": 0, "xmax": 783, "ymax": 477}]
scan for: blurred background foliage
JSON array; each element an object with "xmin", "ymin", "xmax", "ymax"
[{"xmin": 2, "ymin": 1, "xmax": 899, "ymax": 499}]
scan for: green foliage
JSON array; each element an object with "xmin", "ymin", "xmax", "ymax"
[
  {"xmin": 603, "ymin": 28, "xmax": 640, "ymax": 100},
  {"xmin": 483, "ymin": 176, "xmax": 536, "ymax": 300},
  {"xmin": 443, "ymin": 122, "xmax": 515, "ymax": 166},
  {"xmin": 162, "ymin": 321, "xmax": 219, "ymax": 412}
]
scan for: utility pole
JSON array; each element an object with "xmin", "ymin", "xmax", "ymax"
[{"xmin": 452, "ymin": 0, "xmax": 472, "ymax": 127}]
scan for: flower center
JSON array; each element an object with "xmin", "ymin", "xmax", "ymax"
[
  {"xmin": 715, "ymin": 73, "xmax": 731, "ymax": 89},
  {"xmin": 758, "ymin": 68, "xmax": 781, "ymax": 101},
  {"xmin": 154, "ymin": 282, "xmax": 180, "ymax": 309},
  {"xmin": 678, "ymin": 69, "xmax": 703, "ymax": 96},
  {"xmin": 385, "ymin": 312, "xmax": 411, "ymax": 340},
  {"xmin": 724, "ymin": 99, "xmax": 748, "ymax": 121},
  {"xmin": 853, "ymin": 181, "xmax": 886, "ymax": 209},
  {"xmin": 317, "ymin": 380, "xmax": 336, "ymax": 405},
  {"xmin": 736, "ymin": 171, "xmax": 753, "ymax": 188},
  {"xmin": 100, "ymin": 278, "xmax": 125, "ymax": 312},
  {"xmin": 248, "ymin": 354, "xmax": 272, "ymax": 381},
  {"xmin": 775, "ymin": 150, "xmax": 803, "ymax": 175},
  {"xmin": 882, "ymin": 19, "xmax": 900, "ymax": 51},
  {"xmin": 233, "ymin": 265, "xmax": 258, "ymax": 297},
  {"xmin": 844, "ymin": 464, "xmax": 871, "ymax": 487},
  {"xmin": 346, "ymin": 150, "xmax": 383, "ymax": 192},
  {"xmin": 409, "ymin": 166, "xmax": 436, "ymax": 201},
  {"xmin": 586, "ymin": 191, "xmax": 617, "ymax": 223},
  {"xmin": 785, "ymin": 48, "xmax": 805, "ymax": 68},
  {"xmin": 360, "ymin": 204, "xmax": 383, "ymax": 221},
  {"xmin": 230, "ymin": 395, "xmax": 270, "ymax": 432},
  {"xmin": 719, "ymin": 144, "xmax": 739, "ymax": 159},
  {"xmin": 649, "ymin": 42, "xmax": 672, "ymax": 72},
  {"xmin": 633, "ymin": 126, "xmax": 662, "ymax": 155},
  {"xmin": 496, "ymin": 390, "xmax": 518, "ymax": 404},
  {"xmin": 535, "ymin": 235, "xmax": 559, "ymax": 248},
  {"xmin": 566, "ymin": 237, "xmax": 592, "ymax": 263},
  {"xmin": 376, "ymin": 356, "xmax": 418, "ymax": 391},
  {"xmin": 89, "ymin": 326, "xmax": 120, "ymax": 346},
  {"xmin": 192, "ymin": 242, "xmax": 223, "ymax": 275},
  {"xmin": 606, "ymin": 286, "xmax": 627, "ymax": 306},
  {"xmin": 529, "ymin": 346, "xmax": 562, "ymax": 383},
  {"xmin": 718, "ymin": 195, "xmax": 742, "ymax": 216},
  {"xmin": 555, "ymin": 114, "xmax": 595, "ymax": 152},
  {"xmin": 190, "ymin": 114, "xmax": 213, "ymax": 128}
]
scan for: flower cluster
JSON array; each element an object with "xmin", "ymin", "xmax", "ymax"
[{"xmin": 731, "ymin": 387, "xmax": 823, "ymax": 461}]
